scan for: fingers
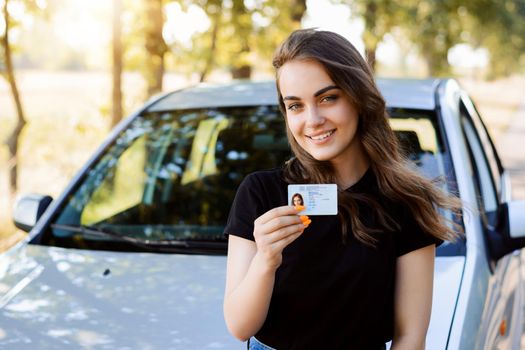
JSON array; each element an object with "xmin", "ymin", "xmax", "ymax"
[
  {"xmin": 262, "ymin": 215, "xmax": 303, "ymax": 236},
  {"xmin": 252, "ymin": 206, "xmax": 313, "ymax": 269},
  {"xmin": 258, "ymin": 214, "xmax": 311, "ymax": 242},
  {"xmin": 255, "ymin": 222, "xmax": 305, "ymax": 254},
  {"xmin": 268, "ymin": 222, "xmax": 306, "ymax": 243},
  {"xmin": 257, "ymin": 216, "xmax": 312, "ymax": 246},
  {"xmin": 272, "ymin": 229, "xmax": 305, "ymax": 252},
  {"xmin": 253, "ymin": 205, "xmax": 312, "ymax": 250},
  {"xmin": 255, "ymin": 205, "xmax": 305, "ymax": 226},
  {"xmin": 255, "ymin": 205, "xmax": 309, "ymax": 235}
]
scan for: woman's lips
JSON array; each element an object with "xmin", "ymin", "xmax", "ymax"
[{"xmin": 306, "ymin": 129, "xmax": 335, "ymax": 144}]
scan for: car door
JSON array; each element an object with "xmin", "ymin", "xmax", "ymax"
[{"xmin": 460, "ymin": 96, "xmax": 523, "ymax": 349}]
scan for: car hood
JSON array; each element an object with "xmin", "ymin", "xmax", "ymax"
[
  {"xmin": 0, "ymin": 244, "xmax": 464, "ymax": 349},
  {"xmin": 0, "ymin": 243, "xmax": 243, "ymax": 349}
]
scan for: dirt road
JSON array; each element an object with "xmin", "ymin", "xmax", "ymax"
[{"xmin": 498, "ymin": 102, "xmax": 525, "ymax": 201}]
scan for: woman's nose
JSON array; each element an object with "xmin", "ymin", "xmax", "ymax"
[{"xmin": 306, "ymin": 106, "xmax": 326, "ymax": 126}]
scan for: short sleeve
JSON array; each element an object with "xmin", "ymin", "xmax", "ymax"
[
  {"xmin": 395, "ymin": 206, "xmax": 443, "ymax": 257},
  {"xmin": 223, "ymin": 174, "xmax": 267, "ymax": 241}
]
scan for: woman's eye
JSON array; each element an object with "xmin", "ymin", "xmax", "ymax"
[
  {"xmin": 287, "ymin": 103, "xmax": 301, "ymax": 111},
  {"xmin": 321, "ymin": 95, "xmax": 338, "ymax": 103}
]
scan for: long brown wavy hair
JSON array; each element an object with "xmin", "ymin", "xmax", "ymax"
[{"xmin": 273, "ymin": 29, "xmax": 462, "ymax": 246}]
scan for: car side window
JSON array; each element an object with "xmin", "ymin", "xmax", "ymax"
[
  {"xmin": 460, "ymin": 101, "xmax": 498, "ymax": 227},
  {"xmin": 461, "ymin": 96, "xmax": 502, "ymax": 196},
  {"xmin": 389, "ymin": 112, "xmax": 447, "ymax": 183}
]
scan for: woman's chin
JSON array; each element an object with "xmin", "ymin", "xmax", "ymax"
[{"xmin": 308, "ymin": 152, "xmax": 334, "ymax": 162}]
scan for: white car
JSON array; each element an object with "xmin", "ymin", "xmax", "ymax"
[{"xmin": 3, "ymin": 79, "xmax": 525, "ymax": 349}]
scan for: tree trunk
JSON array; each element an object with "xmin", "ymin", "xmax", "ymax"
[
  {"xmin": 200, "ymin": 0, "xmax": 222, "ymax": 82},
  {"xmin": 144, "ymin": 0, "xmax": 167, "ymax": 97},
  {"xmin": 231, "ymin": 65, "xmax": 251, "ymax": 79},
  {"xmin": 111, "ymin": 0, "xmax": 123, "ymax": 127},
  {"xmin": 291, "ymin": 0, "xmax": 307, "ymax": 26},
  {"xmin": 363, "ymin": 1, "xmax": 378, "ymax": 72},
  {"xmin": 230, "ymin": 0, "xmax": 251, "ymax": 79},
  {"xmin": 2, "ymin": 0, "xmax": 27, "ymax": 200},
  {"xmin": 365, "ymin": 47, "xmax": 376, "ymax": 72},
  {"xmin": 423, "ymin": 48, "xmax": 449, "ymax": 77}
]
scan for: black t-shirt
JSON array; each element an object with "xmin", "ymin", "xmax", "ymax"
[{"xmin": 224, "ymin": 167, "xmax": 442, "ymax": 349}]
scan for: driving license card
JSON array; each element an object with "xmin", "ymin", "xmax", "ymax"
[{"xmin": 288, "ymin": 184, "xmax": 338, "ymax": 215}]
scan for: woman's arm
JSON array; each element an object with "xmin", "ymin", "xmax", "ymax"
[
  {"xmin": 223, "ymin": 206, "xmax": 307, "ymax": 341},
  {"xmin": 223, "ymin": 236, "xmax": 275, "ymax": 341},
  {"xmin": 391, "ymin": 244, "xmax": 436, "ymax": 350}
]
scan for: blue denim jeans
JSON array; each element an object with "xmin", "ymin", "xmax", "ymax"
[
  {"xmin": 247, "ymin": 336, "xmax": 386, "ymax": 349},
  {"xmin": 247, "ymin": 336, "xmax": 276, "ymax": 350}
]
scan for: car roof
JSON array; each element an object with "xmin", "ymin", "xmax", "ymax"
[{"xmin": 147, "ymin": 78, "xmax": 441, "ymax": 113}]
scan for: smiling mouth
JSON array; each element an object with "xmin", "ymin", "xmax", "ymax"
[{"xmin": 307, "ymin": 129, "xmax": 335, "ymax": 141}]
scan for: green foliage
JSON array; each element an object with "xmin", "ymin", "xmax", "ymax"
[
  {"xmin": 343, "ymin": 0, "xmax": 464, "ymax": 75},
  {"xmin": 2, "ymin": 0, "xmax": 49, "ymax": 31},
  {"xmin": 165, "ymin": 0, "xmax": 306, "ymax": 80},
  {"xmin": 250, "ymin": 0, "xmax": 304, "ymax": 72},
  {"xmin": 175, "ymin": 0, "xmax": 256, "ymax": 78},
  {"xmin": 404, "ymin": 0, "xmax": 465, "ymax": 76},
  {"xmin": 462, "ymin": 0, "xmax": 525, "ymax": 78},
  {"xmin": 5, "ymin": 0, "xmax": 525, "ymax": 86},
  {"xmin": 344, "ymin": 0, "xmax": 525, "ymax": 78},
  {"xmin": 343, "ymin": 0, "xmax": 400, "ymax": 51},
  {"xmin": 119, "ymin": 0, "xmax": 165, "ymax": 98},
  {"xmin": 1, "ymin": 0, "xmax": 55, "ymax": 70}
]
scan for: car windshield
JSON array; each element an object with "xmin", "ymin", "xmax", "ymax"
[{"xmin": 47, "ymin": 105, "xmax": 464, "ymax": 255}]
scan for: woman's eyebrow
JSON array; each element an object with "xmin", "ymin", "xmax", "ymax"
[
  {"xmin": 314, "ymin": 85, "xmax": 339, "ymax": 97},
  {"xmin": 283, "ymin": 95, "xmax": 300, "ymax": 101},
  {"xmin": 282, "ymin": 85, "xmax": 340, "ymax": 101}
]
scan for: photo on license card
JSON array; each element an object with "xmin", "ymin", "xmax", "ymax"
[{"xmin": 288, "ymin": 184, "xmax": 338, "ymax": 215}]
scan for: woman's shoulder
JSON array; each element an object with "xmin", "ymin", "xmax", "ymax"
[
  {"xmin": 237, "ymin": 167, "xmax": 288, "ymax": 203},
  {"xmin": 244, "ymin": 166, "xmax": 286, "ymax": 185}
]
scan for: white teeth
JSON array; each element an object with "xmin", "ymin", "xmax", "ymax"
[{"xmin": 310, "ymin": 130, "xmax": 334, "ymax": 140}]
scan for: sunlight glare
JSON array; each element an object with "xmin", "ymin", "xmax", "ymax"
[
  {"xmin": 252, "ymin": 11, "xmax": 271, "ymax": 28},
  {"xmin": 6, "ymin": 1, "xmax": 25, "ymax": 21},
  {"xmin": 36, "ymin": 0, "xmax": 47, "ymax": 10},
  {"xmin": 163, "ymin": 3, "xmax": 210, "ymax": 47},
  {"xmin": 54, "ymin": 1, "xmax": 110, "ymax": 52},
  {"xmin": 0, "ymin": 16, "xmax": 4, "ymax": 38},
  {"xmin": 449, "ymin": 44, "xmax": 488, "ymax": 68},
  {"xmin": 303, "ymin": 0, "xmax": 365, "ymax": 54}
]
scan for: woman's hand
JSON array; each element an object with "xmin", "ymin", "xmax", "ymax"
[{"xmin": 253, "ymin": 205, "xmax": 311, "ymax": 271}]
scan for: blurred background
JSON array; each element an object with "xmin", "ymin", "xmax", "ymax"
[{"xmin": 1, "ymin": 0, "xmax": 525, "ymax": 251}]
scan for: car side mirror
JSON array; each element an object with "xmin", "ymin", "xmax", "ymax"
[
  {"xmin": 12, "ymin": 194, "xmax": 53, "ymax": 232},
  {"xmin": 487, "ymin": 200, "xmax": 525, "ymax": 262},
  {"xmin": 507, "ymin": 200, "xmax": 525, "ymax": 238}
]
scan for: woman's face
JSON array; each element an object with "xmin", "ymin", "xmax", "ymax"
[
  {"xmin": 293, "ymin": 195, "xmax": 303, "ymax": 206},
  {"xmin": 278, "ymin": 59, "xmax": 362, "ymax": 165}
]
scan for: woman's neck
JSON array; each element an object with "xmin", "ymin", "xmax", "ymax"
[{"xmin": 331, "ymin": 146, "xmax": 370, "ymax": 189}]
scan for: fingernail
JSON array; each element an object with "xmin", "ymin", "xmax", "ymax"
[
  {"xmin": 305, "ymin": 219, "xmax": 312, "ymax": 226},
  {"xmin": 295, "ymin": 205, "xmax": 305, "ymax": 211},
  {"xmin": 300, "ymin": 215, "xmax": 309, "ymax": 222}
]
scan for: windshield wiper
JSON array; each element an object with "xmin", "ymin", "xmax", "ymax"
[{"xmin": 50, "ymin": 224, "xmax": 225, "ymax": 253}]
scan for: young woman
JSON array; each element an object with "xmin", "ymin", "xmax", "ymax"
[
  {"xmin": 223, "ymin": 29, "xmax": 461, "ymax": 350},
  {"xmin": 291, "ymin": 193, "xmax": 304, "ymax": 207}
]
